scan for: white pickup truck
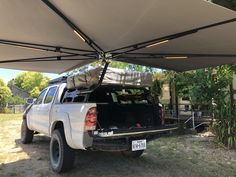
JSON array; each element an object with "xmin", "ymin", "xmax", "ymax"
[{"xmin": 21, "ymin": 75, "xmax": 178, "ymax": 173}]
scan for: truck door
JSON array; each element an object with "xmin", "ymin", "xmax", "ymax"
[
  {"xmin": 36, "ymin": 86, "xmax": 58, "ymax": 135},
  {"xmin": 29, "ymin": 88, "xmax": 48, "ymax": 132}
]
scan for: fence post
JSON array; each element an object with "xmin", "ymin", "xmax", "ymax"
[{"xmin": 192, "ymin": 111, "xmax": 195, "ymax": 129}]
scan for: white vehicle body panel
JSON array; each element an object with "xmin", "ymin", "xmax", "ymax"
[
  {"xmin": 27, "ymin": 83, "xmax": 95, "ymax": 149},
  {"xmin": 50, "ymin": 103, "xmax": 95, "ymax": 149}
]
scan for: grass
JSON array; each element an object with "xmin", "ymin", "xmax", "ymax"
[
  {"xmin": 147, "ymin": 135, "xmax": 236, "ymax": 177},
  {"xmin": 0, "ymin": 115, "xmax": 236, "ymax": 177},
  {"xmin": 0, "ymin": 114, "xmax": 22, "ymax": 122}
]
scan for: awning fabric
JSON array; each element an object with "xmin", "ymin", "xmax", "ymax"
[{"xmin": 0, "ymin": 0, "xmax": 235, "ymax": 73}]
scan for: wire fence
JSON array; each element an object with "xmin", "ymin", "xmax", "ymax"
[
  {"xmin": 163, "ymin": 104, "xmax": 213, "ymax": 118},
  {"xmin": 163, "ymin": 104, "xmax": 214, "ymax": 129}
]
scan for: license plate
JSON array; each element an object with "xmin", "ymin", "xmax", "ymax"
[{"xmin": 132, "ymin": 139, "xmax": 146, "ymax": 151}]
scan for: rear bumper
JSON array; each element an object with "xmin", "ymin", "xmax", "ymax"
[
  {"xmin": 88, "ymin": 124, "xmax": 178, "ymax": 151},
  {"xmin": 91, "ymin": 124, "xmax": 178, "ymax": 138}
]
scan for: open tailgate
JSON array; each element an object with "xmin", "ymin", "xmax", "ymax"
[{"xmin": 91, "ymin": 124, "xmax": 178, "ymax": 138}]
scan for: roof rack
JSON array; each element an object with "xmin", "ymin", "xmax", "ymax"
[{"xmin": 48, "ymin": 76, "xmax": 67, "ymax": 85}]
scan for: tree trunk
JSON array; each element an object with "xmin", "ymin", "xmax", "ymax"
[{"xmin": 229, "ymin": 81, "xmax": 234, "ymax": 110}]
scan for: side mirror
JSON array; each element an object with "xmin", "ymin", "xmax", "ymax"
[{"xmin": 26, "ymin": 98, "xmax": 36, "ymax": 105}]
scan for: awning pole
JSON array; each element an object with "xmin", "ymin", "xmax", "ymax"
[
  {"xmin": 90, "ymin": 60, "xmax": 110, "ymax": 92},
  {"xmin": 97, "ymin": 60, "xmax": 110, "ymax": 86}
]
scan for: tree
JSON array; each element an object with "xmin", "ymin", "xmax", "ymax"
[
  {"xmin": 0, "ymin": 78, "xmax": 5, "ymax": 87},
  {"xmin": 7, "ymin": 96, "xmax": 25, "ymax": 105},
  {"xmin": 151, "ymin": 80, "xmax": 163, "ymax": 104},
  {"xmin": 109, "ymin": 61, "xmax": 128, "ymax": 69},
  {"xmin": 0, "ymin": 78, "xmax": 12, "ymax": 106},
  {"xmin": 170, "ymin": 66, "xmax": 234, "ymax": 108},
  {"xmin": 13, "ymin": 72, "xmax": 50, "ymax": 98},
  {"xmin": 167, "ymin": 65, "xmax": 236, "ymax": 148}
]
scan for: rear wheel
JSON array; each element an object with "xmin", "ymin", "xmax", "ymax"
[
  {"xmin": 50, "ymin": 129, "xmax": 75, "ymax": 173},
  {"xmin": 121, "ymin": 150, "xmax": 144, "ymax": 158},
  {"xmin": 21, "ymin": 119, "xmax": 34, "ymax": 144}
]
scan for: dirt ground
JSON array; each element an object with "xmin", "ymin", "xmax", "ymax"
[{"xmin": 1, "ymin": 114, "xmax": 236, "ymax": 177}]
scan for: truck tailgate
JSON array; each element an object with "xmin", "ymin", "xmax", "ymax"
[{"xmin": 91, "ymin": 124, "xmax": 178, "ymax": 138}]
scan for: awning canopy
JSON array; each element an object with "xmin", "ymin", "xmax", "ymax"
[{"xmin": 0, "ymin": 0, "xmax": 235, "ymax": 73}]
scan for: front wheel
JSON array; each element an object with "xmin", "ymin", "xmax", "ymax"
[
  {"xmin": 121, "ymin": 150, "xmax": 144, "ymax": 158},
  {"xmin": 50, "ymin": 129, "xmax": 75, "ymax": 173},
  {"xmin": 21, "ymin": 119, "xmax": 34, "ymax": 144}
]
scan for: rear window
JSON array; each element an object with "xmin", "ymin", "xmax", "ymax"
[{"xmin": 62, "ymin": 90, "xmax": 87, "ymax": 103}]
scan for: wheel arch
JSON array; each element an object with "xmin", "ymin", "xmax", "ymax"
[
  {"xmin": 50, "ymin": 120, "xmax": 76, "ymax": 149},
  {"xmin": 51, "ymin": 121, "xmax": 64, "ymax": 132}
]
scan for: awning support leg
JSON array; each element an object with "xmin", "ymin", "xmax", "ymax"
[{"xmin": 91, "ymin": 60, "xmax": 110, "ymax": 92}]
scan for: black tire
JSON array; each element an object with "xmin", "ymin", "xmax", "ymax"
[
  {"xmin": 21, "ymin": 119, "xmax": 34, "ymax": 144},
  {"xmin": 50, "ymin": 129, "xmax": 75, "ymax": 173},
  {"xmin": 121, "ymin": 150, "xmax": 144, "ymax": 158}
]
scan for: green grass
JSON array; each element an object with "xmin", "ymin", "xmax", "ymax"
[
  {"xmin": 146, "ymin": 136, "xmax": 236, "ymax": 177},
  {"xmin": 0, "ymin": 114, "xmax": 22, "ymax": 122}
]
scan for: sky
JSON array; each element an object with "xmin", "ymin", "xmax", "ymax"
[{"xmin": 0, "ymin": 68, "xmax": 60, "ymax": 83}]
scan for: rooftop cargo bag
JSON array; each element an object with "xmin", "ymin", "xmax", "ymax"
[{"xmin": 67, "ymin": 66, "xmax": 152, "ymax": 89}]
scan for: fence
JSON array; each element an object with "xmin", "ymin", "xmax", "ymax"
[
  {"xmin": 0, "ymin": 104, "xmax": 26, "ymax": 113},
  {"xmin": 163, "ymin": 104, "xmax": 212, "ymax": 118},
  {"xmin": 163, "ymin": 103, "xmax": 214, "ymax": 130}
]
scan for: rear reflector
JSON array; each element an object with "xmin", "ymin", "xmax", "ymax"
[{"xmin": 84, "ymin": 107, "xmax": 97, "ymax": 131}]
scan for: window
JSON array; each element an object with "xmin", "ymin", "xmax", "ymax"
[
  {"xmin": 73, "ymin": 95, "xmax": 86, "ymax": 102},
  {"xmin": 62, "ymin": 90, "xmax": 87, "ymax": 103},
  {"xmin": 88, "ymin": 86, "xmax": 150, "ymax": 104},
  {"xmin": 44, "ymin": 87, "xmax": 57, "ymax": 104},
  {"xmin": 62, "ymin": 90, "xmax": 76, "ymax": 103},
  {"xmin": 184, "ymin": 105, "xmax": 190, "ymax": 111},
  {"xmin": 182, "ymin": 97, "xmax": 190, "ymax": 101},
  {"xmin": 35, "ymin": 89, "xmax": 47, "ymax": 105}
]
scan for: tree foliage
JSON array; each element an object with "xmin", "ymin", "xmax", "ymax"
[
  {"xmin": 7, "ymin": 96, "xmax": 25, "ymax": 105},
  {"xmin": 172, "ymin": 66, "xmax": 234, "ymax": 106},
  {"xmin": 0, "ymin": 78, "xmax": 5, "ymax": 87},
  {"xmin": 214, "ymin": 103, "xmax": 236, "ymax": 149},
  {"xmin": 13, "ymin": 72, "xmax": 50, "ymax": 98},
  {"xmin": 109, "ymin": 61, "xmax": 128, "ymax": 69},
  {"xmin": 167, "ymin": 65, "xmax": 236, "ymax": 148},
  {"xmin": 0, "ymin": 78, "xmax": 12, "ymax": 106}
]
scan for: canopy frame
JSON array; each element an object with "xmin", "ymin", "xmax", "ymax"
[
  {"xmin": 108, "ymin": 18, "xmax": 236, "ymax": 59},
  {"xmin": 0, "ymin": 0, "xmax": 235, "ymax": 72},
  {"xmin": 41, "ymin": 0, "xmax": 104, "ymax": 54},
  {"xmin": 40, "ymin": 0, "xmax": 236, "ymax": 63}
]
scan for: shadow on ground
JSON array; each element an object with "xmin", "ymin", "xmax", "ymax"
[{"xmin": 1, "ymin": 135, "xmax": 171, "ymax": 177}]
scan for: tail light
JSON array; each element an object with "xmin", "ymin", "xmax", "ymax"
[{"xmin": 84, "ymin": 107, "xmax": 97, "ymax": 131}]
